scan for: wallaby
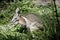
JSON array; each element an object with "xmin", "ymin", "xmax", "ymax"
[{"xmin": 8, "ymin": 8, "xmax": 43, "ymax": 37}]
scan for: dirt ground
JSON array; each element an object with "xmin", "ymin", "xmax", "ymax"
[{"xmin": 34, "ymin": 0, "xmax": 60, "ymax": 6}]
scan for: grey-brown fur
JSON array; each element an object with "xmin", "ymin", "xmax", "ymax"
[{"xmin": 8, "ymin": 8, "xmax": 43, "ymax": 37}]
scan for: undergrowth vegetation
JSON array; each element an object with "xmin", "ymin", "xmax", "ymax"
[{"xmin": 0, "ymin": 0, "xmax": 60, "ymax": 40}]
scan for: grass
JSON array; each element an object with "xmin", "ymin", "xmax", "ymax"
[{"xmin": 0, "ymin": 0, "xmax": 60, "ymax": 40}]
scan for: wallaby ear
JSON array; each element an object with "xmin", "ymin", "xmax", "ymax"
[
  {"xmin": 15, "ymin": 8, "xmax": 21, "ymax": 16},
  {"xmin": 15, "ymin": 8, "xmax": 20, "ymax": 14}
]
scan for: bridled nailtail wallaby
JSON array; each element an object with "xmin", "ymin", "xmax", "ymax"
[{"xmin": 8, "ymin": 8, "xmax": 43, "ymax": 37}]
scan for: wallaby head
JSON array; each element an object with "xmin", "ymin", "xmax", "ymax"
[
  {"xmin": 10, "ymin": 8, "xmax": 22, "ymax": 26},
  {"xmin": 9, "ymin": 8, "xmax": 26, "ymax": 28}
]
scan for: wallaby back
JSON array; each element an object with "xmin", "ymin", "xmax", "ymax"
[
  {"xmin": 24, "ymin": 14, "xmax": 40, "ymax": 22},
  {"xmin": 23, "ymin": 14, "xmax": 43, "ymax": 31}
]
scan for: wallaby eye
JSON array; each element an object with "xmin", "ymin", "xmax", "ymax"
[
  {"xmin": 16, "ymin": 19, "xmax": 19, "ymax": 21},
  {"xmin": 15, "ymin": 18, "xmax": 17, "ymax": 19},
  {"xmin": 15, "ymin": 18, "xmax": 19, "ymax": 21}
]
